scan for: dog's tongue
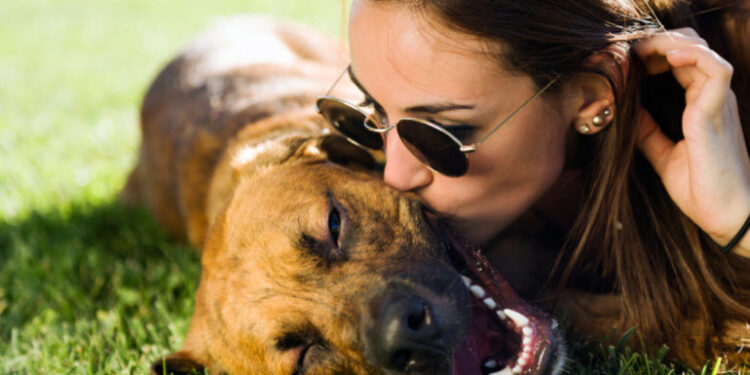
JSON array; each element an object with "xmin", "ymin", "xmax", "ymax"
[
  {"xmin": 452, "ymin": 305, "xmax": 503, "ymax": 375},
  {"xmin": 437, "ymin": 219, "xmax": 560, "ymax": 375},
  {"xmin": 453, "ymin": 343, "xmax": 482, "ymax": 375}
]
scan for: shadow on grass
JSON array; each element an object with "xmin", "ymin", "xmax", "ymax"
[
  {"xmin": 563, "ymin": 328, "xmax": 704, "ymax": 375},
  {"xmin": 0, "ymin": 199, "xmax": 200, "ymax": 341}
]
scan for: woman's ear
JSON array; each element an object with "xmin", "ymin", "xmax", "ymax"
[
  {"xmin": 572, "ymin": 88, "xmax": 614, "ymax": 135},
  {"xmin": 571, "ymin": 44, "xmax": 630, "ymax": 135}
]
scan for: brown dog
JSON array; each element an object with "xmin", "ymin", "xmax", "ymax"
[
  {"xmin": 556, "ymin": 290, "xmax": 750, "ymax": 369},
  {"xmin": 123, "ymin": 16, "xmax": 565, "ymax": 375},
  {"xmin": 485, "ymin": 225, "xmax": 750, "ymax": 369}
]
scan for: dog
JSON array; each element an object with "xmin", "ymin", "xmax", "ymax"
[
  {"xmin": 122, "ymin": 16, "xmax": 566, "ymax": 375},
  {"xmin": 556, "ymin": 289, "xmax": 750, "ymax": 369}
]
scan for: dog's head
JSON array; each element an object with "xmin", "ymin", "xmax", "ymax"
[{"xmin": 153, "ymin": 129, "xmax": 564, "ymax": 375}]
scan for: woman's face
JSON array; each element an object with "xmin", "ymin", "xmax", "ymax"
[{"xmin": 348, "ymin": 0, "xmax": 578, "ymax": 244}]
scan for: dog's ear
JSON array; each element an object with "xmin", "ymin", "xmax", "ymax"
[
  {"xmin": 150, "ymin": 351, "xmax": 205, "ymax": 375},
  {"xmin": 298, "ymin": 134, "xmax": 376, "ymax": 171},
  {"xmin": 230, "ymin": 134, "xmax": 311, "ymax": 176},
  {"xmin": 229, "ymin": 132, "xmax": 376, "ymax": 180}
]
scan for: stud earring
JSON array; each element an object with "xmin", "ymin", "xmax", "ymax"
[
  {"xmin": 592, "ymin": 107, "xmax": 612, "ymax": 127},
  {"xmin": 579, "ymin": 124, "xmax": 590, "ymax": 134}
]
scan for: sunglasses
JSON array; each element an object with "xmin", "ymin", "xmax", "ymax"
[{"xmin": 315, "ymin": 67, "xmax": 559, "ymax": 177}]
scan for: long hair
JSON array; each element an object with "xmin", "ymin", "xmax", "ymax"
[{"xmin": 369, "ymin": 0, "xmax": 750, "ymax": 355}]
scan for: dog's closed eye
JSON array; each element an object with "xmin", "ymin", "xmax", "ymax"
[
  {"xmin": 275, "ymin": 325, "xmax": 328, "ymax": 375},
  {"xmin": 276, "ymin": 330, "xmax": 316, "ymax": 351}
]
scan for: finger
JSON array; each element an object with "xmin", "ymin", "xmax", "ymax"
[
  {"xmin": 632, "ymin": 29, "xmax": 708, "ymax": 56},
  {"xmin": 636, "ymin": 107, "xmax": 674, "ymax": 176},
  {"xmin": 667, "ymin": 45, "xmax": 733, "ymax": 87},
  {"xmin": 666, "ymin": 45, "xmax": 733, "ymax": 115},
  {"xmin": 632, "ymin": 30, "xmax": 708, "ymax": 75},
  {"xmin": 671, "ymin": 27, "xmax": 701, "ymax": 38}
]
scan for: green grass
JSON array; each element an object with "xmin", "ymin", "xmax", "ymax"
[
  {"xmin": 0, "ymin": 0, "xmax": 741, "ymax": 373},
  {"xmin": 562, "ymin": 329, "xmax": 738, "ymax": 375}
]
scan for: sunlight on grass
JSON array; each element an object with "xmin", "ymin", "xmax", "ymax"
[
  {"xmin": 0, "ymin": 0, "xmax": 343, "ymax": 372},
  {"xmin": 0, "ymin": 0, "xmax": 344, "ymax": 221}
]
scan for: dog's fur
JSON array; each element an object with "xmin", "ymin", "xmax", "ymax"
[
  {"xmin": 124, "ymin": 14, "xmax": 749, "ymax": 375},
  {"xmin": 557, "ymin": 290, "xmax": 750, "ymax": 368},
  {"xmin": 122, "ymin": 16, "xmax": 351, "ymax": 248},
  {"xmin": 124, "ymin": 16, "xmax": 476, "ymax": 375}
]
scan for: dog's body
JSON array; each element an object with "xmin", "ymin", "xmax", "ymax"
[
  {"xmin": 124, "ymin": 15, "xmax": 750, "ymax": 374},
  {"xmin": 125, "ymin": 16, "xmax": 565, "ymax": 375},
  {"xmin": 486, "ymin": 220, "xmax": 750, "ymax": 369},
  {"xmin": 122, "ymin": 16, "xmax": 349, "ymax": 247},
  {"xmin": 123, "ymin": 14, "xmax": 750, "ymax": 374},
  {"xmin": 558, "ymin": 290, "xmax": 750, "ymax": 368}
]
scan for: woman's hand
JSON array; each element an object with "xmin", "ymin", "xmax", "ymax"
[{"xmin": 633, "ymin": 27, "xmax": 750, "ymax": 257}]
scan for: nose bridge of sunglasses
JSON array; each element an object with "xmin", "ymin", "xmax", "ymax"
[{"xmin": 364, "ymin": 113, "xmax": 394, "ymax": 133}]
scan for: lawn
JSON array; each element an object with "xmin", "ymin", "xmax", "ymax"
[{"xmin": 0, "ymin": 0, "xmax": 736, "ymax": 373}]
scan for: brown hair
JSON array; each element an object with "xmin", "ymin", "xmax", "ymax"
[{"xmin": 368, "ymin": 0, "xmax": 750, "ymax": 355}]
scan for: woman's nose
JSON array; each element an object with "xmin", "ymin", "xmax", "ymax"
[{"xmin": 382, "ymin": 132, "xmax": 433, "ymax": 191}]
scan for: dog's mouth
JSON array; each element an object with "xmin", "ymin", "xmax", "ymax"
[{"xmin": 436, "ymin": 221, "xmax": 565, "ymax": 375}]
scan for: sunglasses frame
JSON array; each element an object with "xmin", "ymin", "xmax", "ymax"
[{"xmin": 315, "ymin": 66, "xmax": 560, "ymax": 176}]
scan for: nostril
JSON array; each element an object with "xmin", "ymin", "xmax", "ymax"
[
  {"xmin": 372, "ymin": 296, "xmax": 447, "ymax": 372},
  {"xmin": 406, "ymin": 304, "xmax": 427, "ymax": 331}
]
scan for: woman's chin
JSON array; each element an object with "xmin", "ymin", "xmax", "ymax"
[{"xmin": 442, "ymin": 215, "xmax": 510, "ymax": 246}]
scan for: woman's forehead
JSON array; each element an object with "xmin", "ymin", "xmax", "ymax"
[{"xmin": 348, "ymin": 0, "xmax": 518, "ymax": 104}]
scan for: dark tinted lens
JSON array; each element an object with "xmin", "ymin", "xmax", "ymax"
[
  {"xmin": 397, "ymin": 120, "xmax": 468, "ymax": 177},
  {"xmin": 316, "ymin": 98, "xmax": 383, "ymax": 149}
]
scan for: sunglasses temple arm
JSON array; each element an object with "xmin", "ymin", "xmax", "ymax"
[
  {"xmin": 475, "ymin": 75, "xmax": 560, "ymax": 146},
  {"xmin": 324, "ymin": 65, "xmax": 351, "ymax": 96}
]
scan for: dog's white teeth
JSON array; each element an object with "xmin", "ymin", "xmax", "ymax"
[
  {"xmin": 512, "ymin": 364, "xmax": 523, "ymax": 374},
  {"xmin": 523, "ymin": 343, "xmax": 533, "ymax": 353},
  {"xmin": 464, "ymin": 278, "xmax": 537, "ymax": 345},
  {"xmin": 522, "ymin": 326, "xmax": 533, "ymax": 337},
  {"xmin": 483, "ymin": 297, "xmax": 497, "ymax": 309},
  {"xmin": 470, "ymin": 285, "xmax": 486, "ymax": 298},
  {"xmin": 496, "ymin": 309, "xmax": 507, "ymax": 320},
  {"xmin": 517, "ymin": 357, "xmax": 527, "ymax": 367},
  {"xmin": 503, "ymin": 308, "xmax": 529, "ymax": 328},
  {"xmin": 461, "ymin": 275, "xmax": 472, "ymax": 288},
  {"xmin": 484, "ymin": 359, "xmax": 498, "ymax": 368},
  {"xmin": 489, "ymin": 367, "xmax": 514, "ymax": 375}
]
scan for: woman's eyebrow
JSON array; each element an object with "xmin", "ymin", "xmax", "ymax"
[
  {"xmin": 348, "ymin": 66, "xmax": 475, "ymax": 115},
  {"xmin": 405, "ymin": 103, "xmax": 475, "ymax": 115}
]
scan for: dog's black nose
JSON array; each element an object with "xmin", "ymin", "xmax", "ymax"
[{"xmin": 373, "ymin": 296, "xmax": 447, "ymax": 373}]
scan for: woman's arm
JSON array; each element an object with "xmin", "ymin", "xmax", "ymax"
[{"xmin": 633, "ymin": 28, "xmax": 750, "ymax": 257}]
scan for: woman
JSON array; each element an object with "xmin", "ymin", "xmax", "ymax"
[{"xmin": 321, "ymin": 0, "xmax": 750, "ymax": 365}]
